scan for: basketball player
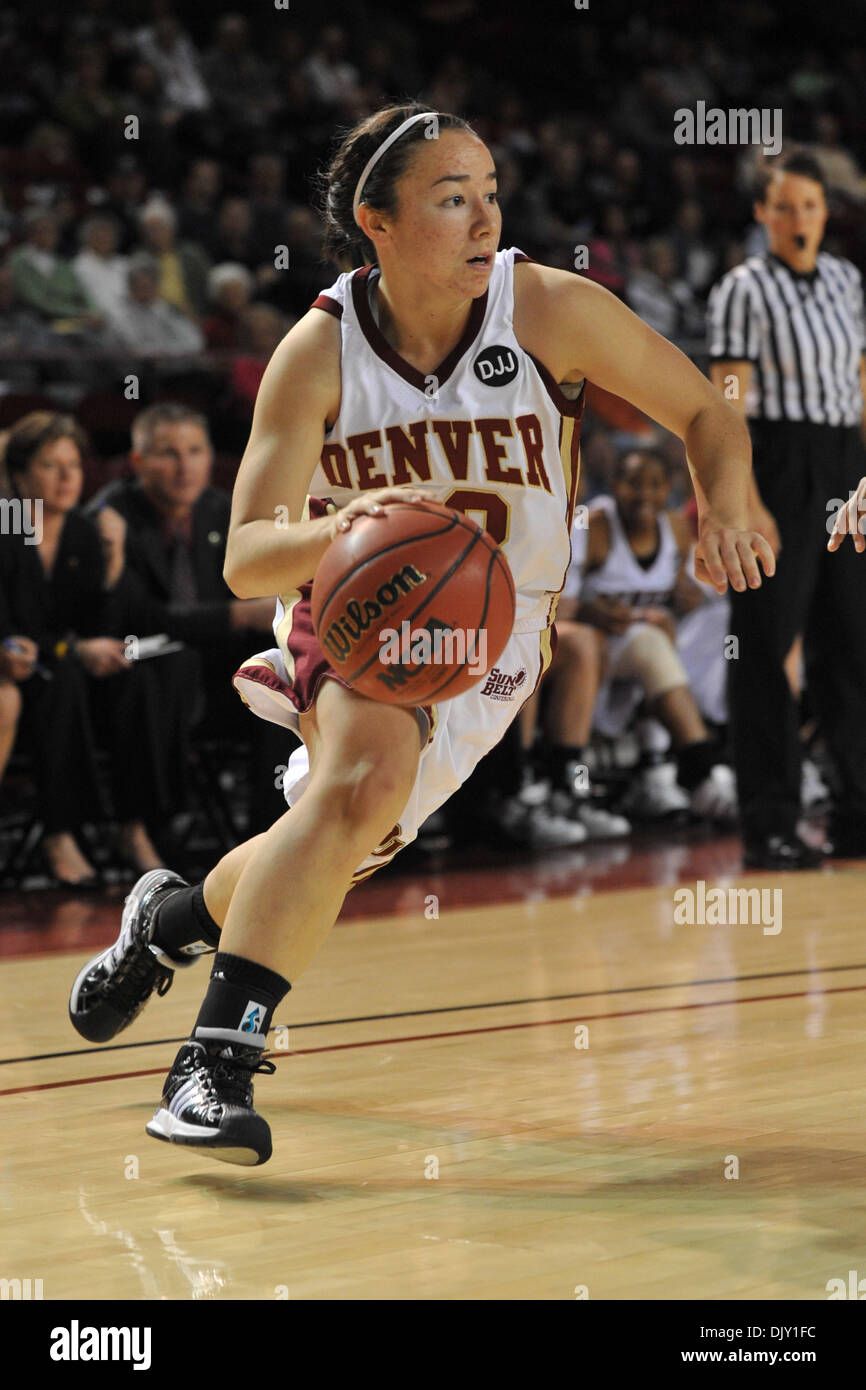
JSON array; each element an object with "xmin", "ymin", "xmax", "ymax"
[
  {"xmin": 69, "ymin": 104, "xmax": 774, "ymax": 1166},
  {"xmin": 558, "ymin": 449, "xmax": 734, "ymax": 821}
]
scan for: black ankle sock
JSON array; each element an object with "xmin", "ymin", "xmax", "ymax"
[
  {"xmin": 676, "ymin": 740, "xmax": 717, "ymax": 793},
  {"xmin": 152, "ymin": 882, "xmax": 221, "ymax": 962},
  {"xmin": 545, "ymin": 743, "xmax": 586, "ymax": 791},
  {"xmin": 193, "ymin": 951, "xmax": 291, "ymax": 1050}
]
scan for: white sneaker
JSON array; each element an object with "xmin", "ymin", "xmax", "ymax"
[
  {"xmin": 620, "ymin": 762, "xmax": 690, "ymax": 820},
  {"xmin": 690, "ymin": 764, "xmax": 738, "ymax": 823},
  {"xmin": 574, "ymin": 800, "xmax": 632, "ymax": 840},
  {"xmin": 495, "ymin": 795, "xmax": 587, "ymax": 848},
  {"xmin": 549, "ymin": 785, "xmax": 631, "ymax": 840},
  {"xmin": 801, "ymin": 757, "xmax": 829, "ymax": 810}
]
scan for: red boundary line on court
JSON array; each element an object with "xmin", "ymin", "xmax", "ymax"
[{"xmin": 2, "ymin": 981, "xmax": 865, "ymax": 1098}]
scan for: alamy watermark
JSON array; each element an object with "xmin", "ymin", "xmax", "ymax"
[
  {"xmin": 49, "ymin": 1321, "xmax": 151, "ymax": 1370},
  {"xmin": 674, "ymin": 102, "xmax": 782, "ymax": 156},
  {"xmin": 379, "ymin": 620, "xmax": 488, "ymax": 676},
  {"xmin": 827, "ymin": 493, "xmax": 866, "ymax": 536},
  {"xmin": 0, "ymin": 497, "xmax": 42, "ymax": 545},
  {"xmin": 673, "ymin": 880, "xmax": 782, "ymax": 935}
]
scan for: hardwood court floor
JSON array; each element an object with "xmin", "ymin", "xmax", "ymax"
[{"xmin": 1, "ymin": 837, "xmax": 864, "ymax": 1301}]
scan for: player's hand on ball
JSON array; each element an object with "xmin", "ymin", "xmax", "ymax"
[
  {"xmin": 329, "ymin": 488, "xmax": 425, "ymax": 539},
  {"xmin": 694, "ymin": 519, "xmax": 776, "ymax": 595},
  {"xmin": 827, "ymin": 476, "xmax": 866, "ymax": 554}
]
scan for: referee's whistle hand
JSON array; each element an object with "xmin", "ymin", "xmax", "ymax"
[
  {"xmin": 694, "ymin": 526, "xmax": 776, "ymax": 595},
  {"xmin": 827, "ymin": 477, "xmax": 866, "ymax": 554}
]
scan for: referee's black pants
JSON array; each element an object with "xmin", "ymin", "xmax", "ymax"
[{"xmin": 729, "ymin": 420, "xmax": 866, "ymax": 841}]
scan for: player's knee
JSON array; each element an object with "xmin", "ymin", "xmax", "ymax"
[
  {"xmin": 624, "ymin": 625, "xmax": 687, "ymax": 698},
  {"xmin": 557, "ymin": 621, "xmax": 604, "ymax": 668},
  {"xmin": 626, "ymin": 623, "xmax": 675, "ymax": 668},
  {"xmin": 317, "ymin": 751, "xmax": 418, "ymax": 839}
]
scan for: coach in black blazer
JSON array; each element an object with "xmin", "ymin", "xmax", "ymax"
[
  {"xmin": 85, "ymin": 402, "xmax": 289, "ymax": 833},
  {"xmin": 86, "ymin": 473, "xmax": 238, "ymax": 648}
]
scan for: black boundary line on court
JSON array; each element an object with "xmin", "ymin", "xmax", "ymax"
[{"xmin": 3, "ymin": 959, "xmax": 865, "ymax": 1066}]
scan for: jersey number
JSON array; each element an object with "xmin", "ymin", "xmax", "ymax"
[{"xmin": 444, "ymin": 488, "xmax": 510, "ymax": 544}]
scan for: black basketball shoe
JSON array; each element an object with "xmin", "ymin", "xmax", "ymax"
[
  {"xmin": 69, "ymin": 869, "xmax": 193, "ymax": 1043},
  {"xmin": 145, "ymin": 1040, "xmax": 276, "ymax": 1166}
]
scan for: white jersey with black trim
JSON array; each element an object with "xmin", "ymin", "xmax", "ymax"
[
  {"xmin": 300, "ymin": 244, "xmax": 583, "ymax": 635},
  {"xmin": 581, "ymin": 495, "xmax": 680, "ymax": 609}
]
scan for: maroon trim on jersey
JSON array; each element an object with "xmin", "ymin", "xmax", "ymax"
[
  {"xmin": 565, "ymin": 407, "xmax": 583, "ymax": 530},
  {"xmin": 526, "ymin": 350, "xmax": 584, "ymax": 419},
  {"xmin": 513, "ymin": 251, "xmax": 536, "ymax": 264},
  {"xmin": 311, "ymin": 294, "xmax": 342, "ymax": 318},
  {"xmin": 351, "ymin": 264, "xmax": 489, "ymax": 393}
]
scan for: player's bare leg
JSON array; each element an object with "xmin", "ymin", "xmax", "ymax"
[
  {"xmin": 141, "ymin": 681, "xmax": 422, "ymax": 1164},
  {"xmin": 539, "ymin": 623, "xmax": 630, "ymax": 838},
  {"xmin": 216, "ymin": 679, "xmax": 421, "ymax": 979},
  {"xmin": 69, "ymin": 674, "xmax": 421, "ymax": 1037}
]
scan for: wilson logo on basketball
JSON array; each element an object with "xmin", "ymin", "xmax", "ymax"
[
  {"xmin": 473, "ymin": 345, "xmax": 519, "ymax": 386},
  {"xmin": 320, "ymin": 563, "xmax": 428, "ymax": 664},
  {"xmin": 480, "ymin": 666, "xmax": 527, "ymax": 701}
]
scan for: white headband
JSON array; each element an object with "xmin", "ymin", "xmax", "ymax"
[{"xmin": 352, "ymin": 111, "xmax": 439, "ymax": 226}]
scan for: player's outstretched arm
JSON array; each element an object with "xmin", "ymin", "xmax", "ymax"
[
  {"xmin": 827, "ymin": 476, "xmax": 866, "ymax": 553},
  {"xmin": 524, "ymin": 266, "xmax": 775, "ymax": 595}
]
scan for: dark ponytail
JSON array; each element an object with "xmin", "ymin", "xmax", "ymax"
[{"xmin": 316, "ymin": 101, "xmax": 475, "ymax": 270}]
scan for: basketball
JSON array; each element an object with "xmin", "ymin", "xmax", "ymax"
[{"xmin": 310, "ymin": 498, "xmax": 515, "ymax": 704}]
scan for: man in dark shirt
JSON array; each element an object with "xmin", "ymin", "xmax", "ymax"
[{"xmin": 87, "ymin": 402, "xmax": 290, "ymax": 833}]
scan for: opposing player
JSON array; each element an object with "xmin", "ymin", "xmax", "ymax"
[{"xmin": 68, "ymin": 104, "xmax": 774, "ymax": 1166}]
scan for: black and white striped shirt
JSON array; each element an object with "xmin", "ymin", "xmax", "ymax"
[{"xmin": 707, "ymin": 252, "xmax": 865, "ymax": 426}]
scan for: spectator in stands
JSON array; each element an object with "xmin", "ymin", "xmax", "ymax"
[
  {"xmin": 212, "ymin": 197, "xmax": 258, "ymax": 270},
  {"xmin": 585, "ymin": 203, "xmax": 640, "ymax": 298},
  {"xmin": 18, "ymin": 124, "xmax": 86, "ymax": 201},
  {"xmin": 203, "ymin": 264, "xmax": 253, "ymax": 350},
  {"xmin": 122, "ymin": 58, "xmax": 183, "ymax": 183},
  {"xmin": 248, "ymin": 153, "xmax": 290, "ymax": 266},
  {"xmin": 581, "ymin": 129, "xmax": 619, "ymax": 222},
  {"xmin": 177, "ymin": 159, "xmax": 223, "ymax": 256},
  {"xmin": 490, "ymin": 91, "xmax": 539, "ymax": 163},
  {"xmin": 230, "ymin": 304, "xmax": 290, "ymax": 410},
  {"xmin": 54, "ymin": 43, "xmax": 124, "ymax": 176},
  {"xmin": 811, "ymin": 113, "xmax": 866, "ymax": 203},
  {"xmin": 610, "ymin": 148, "xmax": 659, "ymax": 235},
  {"xmin": 626, "ymin": 237, "xmax": 701, "ymax": 347},
  {"xmin": 358, "ymin": 39, "xmax": 419, "ymax": 113},
  {"xmin": 0, "ymin": 264, "xmax": 59, "ymax": 385},
  {"xmin": 524, "ymin": 141, "xmax": 590, "ymax": 256},
  {"xmin": 72, "ymin": 214, "xmax": 129, "ymax": 323},
  {"xmin": 0, "ymin": 412, "xmax": 188, "ymax": 883},
  {"xmin": 135, "ymin": 198, "xmax": 210, "ymax": 317},
  {"xmin": 256, "ymin": 206, "xmax": 330, "ymax": 318},
  {"xmin": 99, "ymin": 156, "xmax": 149, "ymax": 252},
  {"xmin": 303, "ymin": 24, "xmax": 361, "ymax": 111},
  {"xmin": 134, "ymin": 13, "xmax": 210, "ymax": 115},
  {"xmin": 9, "ymin": 209, "xmax": 99, "ymax": 330},
  {"xmin": 86, "ymin": 403, "xmax": 289, "ymax": 834},
  {"xmin": 669, "ymin": 201, "xmax": 718, "ymax": 295},
  {"xmin": 106, "ymin": 254, "xmax": 204, "ymax": 356},
  {"xmin": 202, "ymin": 13, "xmax": 277, "ymax": 139}
]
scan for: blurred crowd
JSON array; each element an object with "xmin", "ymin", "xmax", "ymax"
[{"xmin": 0, "ymin": 0, "xmax": 859, "ymax": 883}]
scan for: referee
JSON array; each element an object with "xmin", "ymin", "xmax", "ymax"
[{"xmin": 708, "ymin": 150, "xmax": 866, "ymax": 869}]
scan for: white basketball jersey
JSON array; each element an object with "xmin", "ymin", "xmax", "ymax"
[
  {"xmin": 581, "ymin": 495, "xmax": 680, "ymax": 608},
  {"xmin": 297, "ymin": 245, "xmax": 583, "ymax": 635}
]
